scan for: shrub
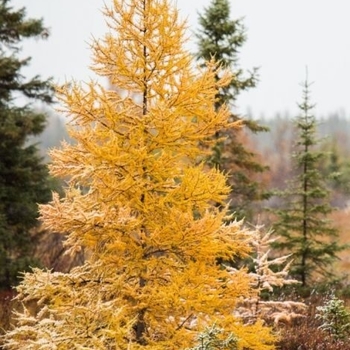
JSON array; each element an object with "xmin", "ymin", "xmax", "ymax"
[{"xmin": 316, "ymin": 294, "xmax": 350, "ymax": 341}]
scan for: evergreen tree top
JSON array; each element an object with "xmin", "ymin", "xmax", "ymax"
[
  {"xmin": 196, "ymin": 0, "xmax": 245, "ymax": 65},
  {"xmin": 0, "ymin": 0, "xmax": 53, "ymax": 103},
  {"xmin": 195, "ymin": 0, "xmax": 267, "ymax": 221},
  {"xmin": 0, "ymin": 0, "xmax": 47, "ymax": 49},
  {"xmin": 195, "ymin": 0, "xmax": 258, "ymax": 105}
]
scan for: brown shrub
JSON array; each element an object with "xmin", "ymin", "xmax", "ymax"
[
  {"xmin": 276, "ymin": 293, "xmax": 350, "ymax": 350},
  {"xmin": 277, "ymin": 318, "xmax": 350, "ymax": 350}
]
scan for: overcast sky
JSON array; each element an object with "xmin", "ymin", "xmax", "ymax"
[{"xmin": 11, "ymin": 0, "xmax": 350, "ymax": 119}]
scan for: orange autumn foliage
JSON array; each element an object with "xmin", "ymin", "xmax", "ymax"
[{"xmin": 3, "ymin": 1, "xmax": 276, "ymax": 349}]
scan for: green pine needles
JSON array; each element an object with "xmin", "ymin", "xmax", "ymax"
[
  {"xmin": 195, "ymin": 0, "xmax": 257, "ymax": 105},
  {"xmin": 186, "ymin": 324, "xmax": 239, "ymax": 350},
  {"xmin": 271, "ymin": 78, "xmax": 346, "ymax": 286},
  {"xmin": 195, "ymin": 0, "xmax": 267, "ymax": 220},
  {"xmin": 316, "ymin": 294, "xmax": 350, "ymax": 341},
  {"xmin": 0, "ymin": 0, "xmax": 53, "ymax": 289}
]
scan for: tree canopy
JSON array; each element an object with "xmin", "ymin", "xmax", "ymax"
[{"xmin": 3, "ymin": 0, "xmax": 276, "ymax": 348}]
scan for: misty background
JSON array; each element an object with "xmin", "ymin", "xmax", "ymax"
[{"xmin": 11, "ymin": 0, "xmax": 350, "ymax": 119}]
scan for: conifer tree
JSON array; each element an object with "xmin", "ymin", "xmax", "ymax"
[
  {"xmin": 3, "ymin": 1, "xmax": 276, "ymax": 349},
  {"xmin": 0, "ymin": 0, "xmax": 53, "ymax": 289},
  {"xmin": 195, "ymin": 0, "xmax": 267, "ymax": 220},
  {"xmin": 271, "ymin": 79, "xmax": 345, "ymax": 287}
]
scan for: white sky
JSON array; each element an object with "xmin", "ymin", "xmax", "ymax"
[{"xmin": 11, "ymin": 0, "xmax": 350, "ymax": 118}]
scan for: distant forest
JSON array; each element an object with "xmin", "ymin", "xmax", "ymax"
[
  {"xmin": 34, "ymin": 109, "xmax": 350, "ymax": 211},
  {"xmin": 249, "ymin": 112, "xmax": 350, "ymax": 209}
]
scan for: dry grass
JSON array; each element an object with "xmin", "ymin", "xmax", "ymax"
[
  {"xmin": 330, "ymin": 209, "xmax": 350, "ymax": 277},
  {"xmin": 276, "ymin": 294, "xmax": 350, "ymax": 350},
  {"xmin": 277, "ymin": 321, "xmax": 350, "ymax": 350}
]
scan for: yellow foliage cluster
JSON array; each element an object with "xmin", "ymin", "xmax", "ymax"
[{"xmin": 3, "ymin": 0, "xmax": 276, "ymax": 349}]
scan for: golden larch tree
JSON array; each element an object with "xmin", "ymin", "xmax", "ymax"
[{"xmin": 3, "ymin": 0, "xmax": 276, "ymax": 349}]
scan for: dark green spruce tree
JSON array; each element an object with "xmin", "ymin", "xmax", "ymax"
[
  {"xmin": 271, "ymin": 79, "xmax": 345, "ymax": 287},
  {"xmin": 195, "ymin": 0, "xmax": 267, "ymax": 220},
  {"xmin": 0, "ymin": 0, "xmax": 53, "ymax": 289}
]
